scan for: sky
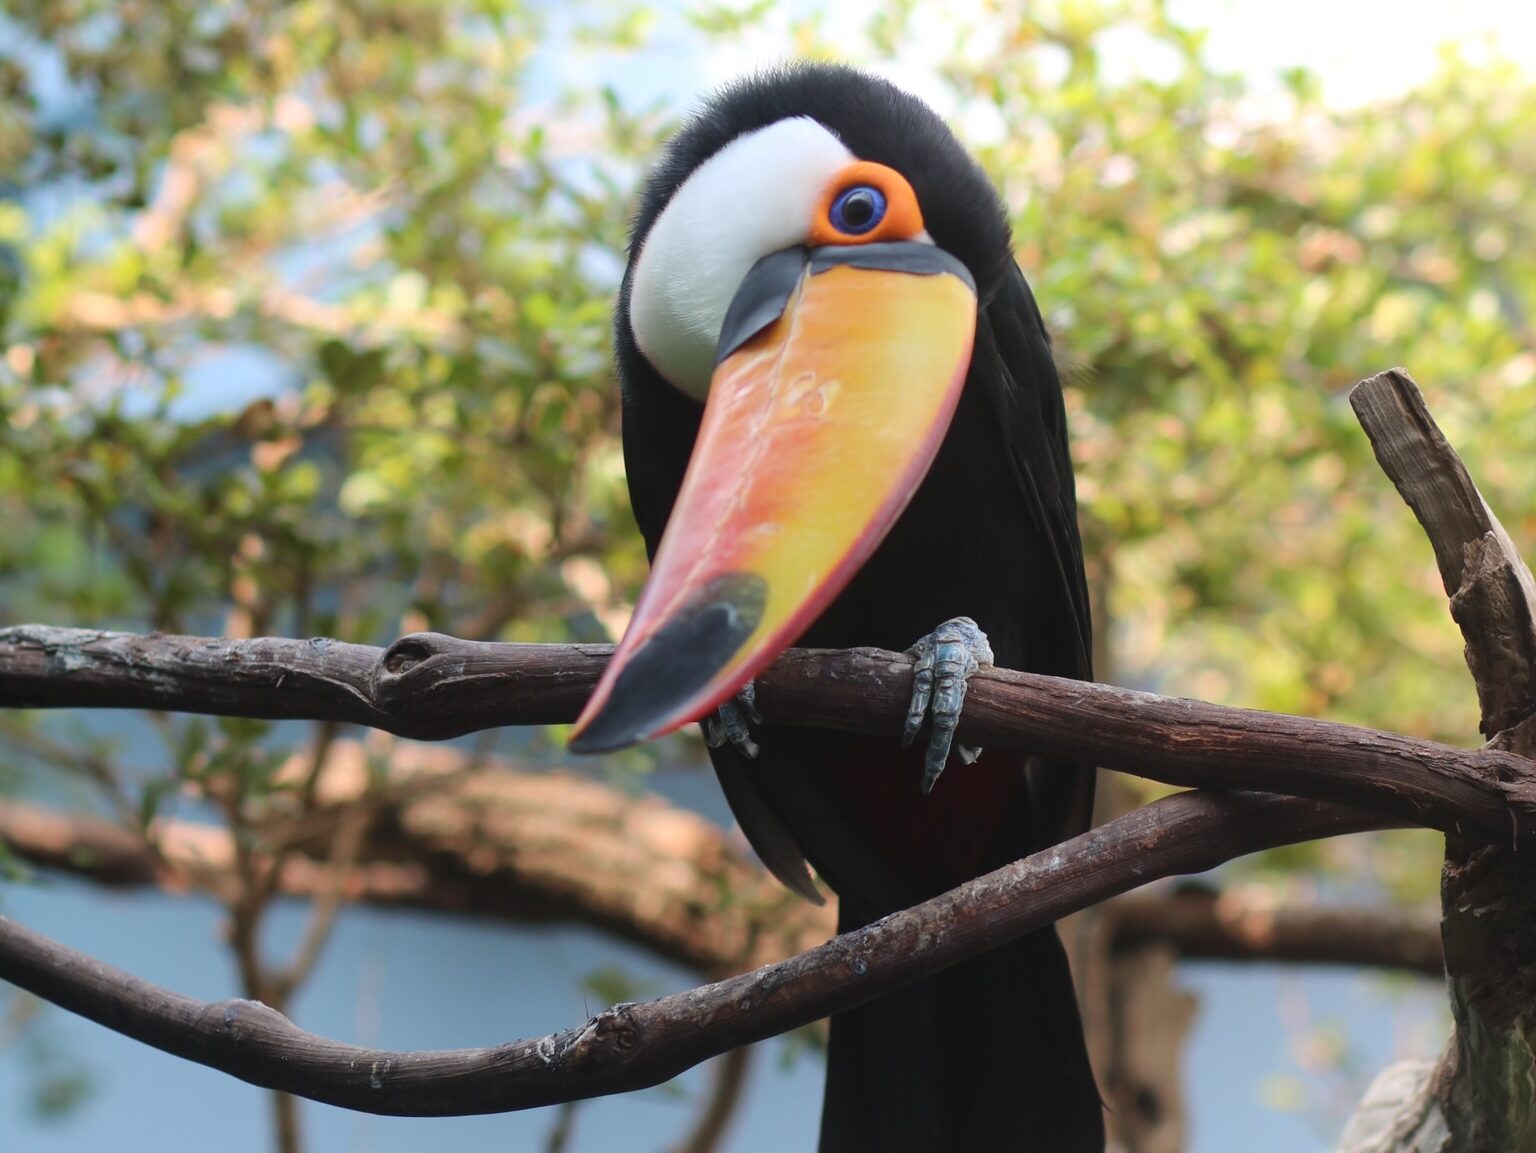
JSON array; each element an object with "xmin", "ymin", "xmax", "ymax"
[
  {"xmin": 1176, "ymin": 0, "xmax": 1536, "ymax": 107},
  {"xmin": 1, "ymin": 0, "xmax": 1518, "ymax": 1150},
  {"xmin": 606, "ymin": 0, "xmax": 1536, "ymax": 113}
]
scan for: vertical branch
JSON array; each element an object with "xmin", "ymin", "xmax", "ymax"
[
  {"xmin": 543, "ymin": 1101, "xmax": 579, "ymax": 1153},
  {"xmin": 270, "ymin": 807, "xmax": 369, "ymax": 1003},
  {"xmin": 1067, "ymin": 560, "xmax": 1196, "ymax": 1153},
  {"xmin": 667, "ymin": 1047, "xmax": 754, "ymax": 1153},
  {"xmin": 217, "ymin": 783, "xmax": 304, "ymax": 1153},
  {"xmin": 271, "ymin": 1093, "xmax": 303, "ymax": 1153},
  {"xmin": 212, "ymin": 720, "xmax": 373, "ymax": 1153},
  {"xmin": 1351, "ymin": 369, "xmax": 1536, "ymax": 737},
  {"xmin": 1348, "ymin": 368, "xmax": 1536, "ymax": 1152},
  {"xmin": 220, "ymin": 786, "xmax": 275, "ymax": 1005}
]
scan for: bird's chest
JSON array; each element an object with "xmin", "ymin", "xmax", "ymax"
[{"xmin": 814, "ymin": 735, "xmax": 1029, "ymax": 898}]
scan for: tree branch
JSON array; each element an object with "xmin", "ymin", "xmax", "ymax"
[
  {"xmin": 2, "ymin": 627, "xmax": 1531, "ymax": 839},
  {"xmin": 0, "ymin": 742, "xmax": 821, "ymax": 978},
  {"xmin": 0, "ymin": 801, "xmax": 164, "ymax": 886},
  {"xmin": 1342, "ymin": 367, "xmax": 1536, "ymax": 1152},
  {"xmin": 1108, "ymin": 890, "xmax": 1442, "ymax": 977},
  {"xmin": 0, "ymin": 782, "xmax": 1443, "ymax": 977},
  {"xmin": 0, "ymin": 790, "xmax": 1393, "ymax": 1117},
  {"xmin": 1351, "ymin": 368, "xmax": 1536, "ymax": 739}
]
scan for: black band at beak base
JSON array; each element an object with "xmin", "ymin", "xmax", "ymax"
[
  {"xmin": 714, "ymin": 243, "xmax": 977, "ymax": 367},
  {"xmin": 714, "ymin": 247, "xmax": 808, "ymax": 366}
]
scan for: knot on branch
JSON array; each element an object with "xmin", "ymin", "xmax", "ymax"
[
  {"xmin": 379, "ymin": 634, "xmax": 437, "ymax": 677},
  {"xmin": 375, "ymin": 633, "xmax": 465, "ymax": 689},
  {"xmin": 204, "ymin": 996, "xmax": 292, "ymax": 1043},
  {"xmin": 540, "ymin": 1002, "xmax": 643, "ymax": 1073},
  {"xmin": 366, "ymin": 633, "xmax": 611, "ymax": 741}
]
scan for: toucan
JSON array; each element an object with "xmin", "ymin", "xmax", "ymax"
[{"xmin": 569, "ymin": 64, "xmax": 1104, "ymax": 1152}]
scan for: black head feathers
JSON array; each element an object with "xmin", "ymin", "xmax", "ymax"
[{"xmin": 629, "ymin": 63, "xmax": 1014, "ymax": 303}]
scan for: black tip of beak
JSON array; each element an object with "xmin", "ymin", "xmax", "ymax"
[
  {"xmin": 568, "ymin": 573, "xmax": 768, "ymax": 755},
  {"xmin": 567, "ymin": 719, "xmax": 639, "ymax": 756}
]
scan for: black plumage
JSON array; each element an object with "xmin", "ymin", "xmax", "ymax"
[{"xmin": 614, "ymin": 63, "xmax": 1103, "ymax": 1152}]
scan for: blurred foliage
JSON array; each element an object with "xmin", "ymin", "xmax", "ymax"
[
  {"xmin": 0, "ymin": 0, "xmax": 651, "ymax": 651},
  {"xmin": 0, "ymin": 992, "xmax": 95, "ymax": 1120},
  {"xmin": 2, "ymin": 1, "xmax": 1533, "ymax": 901},
  {"xmin": 946, "ymin": 15, "xmax": 1536, "ymax": 745}
]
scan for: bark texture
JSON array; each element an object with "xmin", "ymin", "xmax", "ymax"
[
  {"xmin": 3, "ymin": 627, "xmax": 1532, "ymax": 838},
  {"xmin": 1341, "ymin": 368, "xmax": 1536, "ymax": 1152}
]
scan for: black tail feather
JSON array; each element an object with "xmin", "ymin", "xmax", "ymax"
[{"xmin": 818, "ymin": 912, "xmax": 1103, "ymax": 1153}]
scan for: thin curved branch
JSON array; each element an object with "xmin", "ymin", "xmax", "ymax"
[
  {"xmin": 1, "ymin": 626, "xmax": 1530, "ymax": 838},
  {"xmin": 0, "ymin": 790, "xmax": 1394, "ymax": 1117},
  {"xmin": 667, "ymin": 1047, "xmax": 752, "ymax": 1153}
]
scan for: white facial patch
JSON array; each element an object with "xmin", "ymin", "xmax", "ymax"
[{"xmin": 628, "ymin": 117, "xmax": 854, "ymax": 400}]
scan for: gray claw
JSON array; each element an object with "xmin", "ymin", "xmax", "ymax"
[
  {"xmin": 903, "ymin": 617, "xmax": 993, "ymax": 793},
  {"xmin": 703, "ymin": 680, "xmax": 761, "ymax": 759},
  {"xmin": 736, "ymin": 680, "xmax": 763, "ymax": 725}
]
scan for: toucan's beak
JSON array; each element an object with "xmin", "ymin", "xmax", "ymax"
[{"xmin": 570, "ymin": 242, "xmax": 977, "ymax": 752}]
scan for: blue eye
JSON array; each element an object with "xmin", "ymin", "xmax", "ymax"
[{"xmin": 829, "ymin": 185, "xmax": 887, "ymax": 235}]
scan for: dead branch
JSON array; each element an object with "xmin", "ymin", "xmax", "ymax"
[
  {"xmin": 1345, "ymin": 368, "xmax": 1536, "ymax": 1152},
  {"xmin": 1, "ymin": 627, "xmax": 1531, "ymax": 839},
  {"xmin": 0, "ymin": 790, "xmax": 1393, "ymax": 1117},
  {"xmin": 1351, "ymin": 369, "xmax": 1536, "ymax": 741}
]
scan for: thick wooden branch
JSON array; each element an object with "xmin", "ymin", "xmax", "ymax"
[
  {"xmin": 1346, "ymin": 368, "xmax": 1536, "ymax": 1153},
  {"xmin": 0, "ymin": 800, "xmax": 165, "ymax": 887},
  {"xmin": 0, "ymin": 738, "xmax": 821, "ymax": 978},
  {"xmin": 1109, "ymin": 890, "xmax": 1442, "ymax": 977},
  {"xmin": 1352, "ymin": 368, "xmax": 1536, "ymax": 738},
  {"xmin": 2, "ymin": 626, "xmax": 1531, "ymax": 839},
  {"xmin": 0, "ymin": 789, "xmax": 1393, "ymax": 1117}
]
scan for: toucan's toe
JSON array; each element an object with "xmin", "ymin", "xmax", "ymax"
[
  {"xmin": 902, "ymin": 616, "xmax": 994, "ymax": 793},
  {"xmin": 703, "ymin": 680, "xmax": 763, "ymax": 759}
]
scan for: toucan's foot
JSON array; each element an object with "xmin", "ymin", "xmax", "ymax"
[
  {"xmin": 702, "ymin": 680, "xmax": 763, "ymax": 759},
  {"xmin": 902, "ymin": 617, "xmax": 993, "ymax": 793}
]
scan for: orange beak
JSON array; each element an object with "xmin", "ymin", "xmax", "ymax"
[{"xmin": 570, "ymin": 243, "xmax": 977, "ymax": 752}]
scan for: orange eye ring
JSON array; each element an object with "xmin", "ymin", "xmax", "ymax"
[{"xmin": 809, "ymin": 161, "xmax": 926, "ymax": 247}]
